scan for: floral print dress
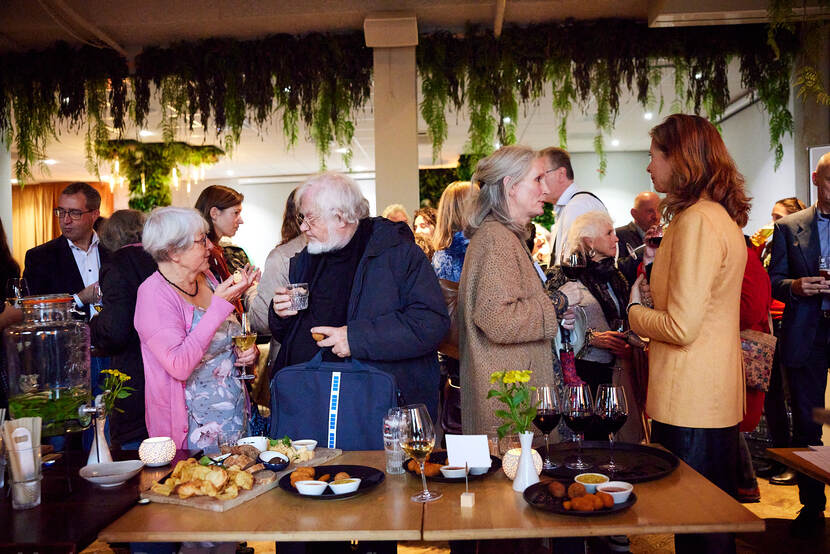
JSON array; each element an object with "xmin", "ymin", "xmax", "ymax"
[{"xmin": 185, "ymin": 307, "xmax": 248, "ymax": 450}]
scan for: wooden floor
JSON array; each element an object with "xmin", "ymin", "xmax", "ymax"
[{"xmin": 83, "ymin": 476, "xmax": 829, "ymax": 553}]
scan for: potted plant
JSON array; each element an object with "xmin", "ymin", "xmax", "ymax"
[{"xmin": 488, "ymin": 370, "xmax": 541, "ymax": 492}]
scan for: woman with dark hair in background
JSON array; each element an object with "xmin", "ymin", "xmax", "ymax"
[
  {"xmin": 0, "ymin": 218, "xmax": 22, "ymax": 410},
  {"xmin": 89, "ymin": 209, "xmax": 157, "ymax": 448},
  {"xmin": 195, "ymin": 184, "xmax": 250, "ymax": 278},
  {"xmin": 628, "ymin": 114, "xmax": 751, "ymax": 553}
]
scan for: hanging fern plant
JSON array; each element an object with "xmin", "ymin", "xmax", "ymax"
[
  {"xmin": 418, "ymin": 19, "xmax": 800, "ymax": 175},
  {"xmin": 96, "ymin": 140, "xmax": 224, "ymax": 211}
]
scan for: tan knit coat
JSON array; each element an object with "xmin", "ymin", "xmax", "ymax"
[{"xmin": 458, "ymin": 218, "xmax": 561, "ymax": 435}]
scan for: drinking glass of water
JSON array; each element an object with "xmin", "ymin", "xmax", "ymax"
[
  {"xmin": 383, "ymin": 408, "xmax": 405, "ymax": 474},
  {"xmin": 287, "ymin": 283, "xmax": 309, "ymax": 311},
  {"xmin": 6, "ymin": 278, "xmax": 28, "ymax": 308}
]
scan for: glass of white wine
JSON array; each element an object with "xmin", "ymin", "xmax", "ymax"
[
  {"xmin": 399, "ymin": 404, "xmax": 442, "ymax": 503},
  {"xmin": 232, "ymin": 312, "xmax": 256, "ymax": 380}
]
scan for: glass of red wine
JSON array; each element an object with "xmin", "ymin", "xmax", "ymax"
[
  {"xmin": 560, "ymin": 249, "xmax": 588, "ymax": 282},
  {"xmin": 563, "ymin": 384, "xmax": 593, "ymax": 470},
  {"xmin": 595, "ymin": 383, "xmax": 629, "ymax": 473},
  {"xmin": 533, "ymin": 385, "xmax": 561, "ymax": 470}
]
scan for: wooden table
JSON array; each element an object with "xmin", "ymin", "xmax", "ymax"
[
  {"xmin": 422, "ymin": 453, "xmax": 764, "ymax": 540},
  {"xmin": 767, "ymin": 447, "xmax": 830, "ymax": 485},
  {"xmin": 99, "ymin": 451, "xmax": 424, "ymax": 543},
  {"xmin": 100, "ymin": 447, "xmax": 764, "ymax": 543}
]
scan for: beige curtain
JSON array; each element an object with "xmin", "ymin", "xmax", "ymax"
[{"xmin": 12, "ymin": 182, "xmax": 113, "ymax": 273}]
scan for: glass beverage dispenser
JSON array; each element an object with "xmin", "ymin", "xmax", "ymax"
[{"xmin": 3, "ymin": 295, "xmax": 92, "ymax": 436}]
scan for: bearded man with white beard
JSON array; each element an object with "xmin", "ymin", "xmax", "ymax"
[{"xmin": 268, "ymin": 172, "xmax": 450, "ymax": 420}]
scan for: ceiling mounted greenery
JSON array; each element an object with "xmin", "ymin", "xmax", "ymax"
[
  {"xmin": 0, "ymin": 18, "xmax": 802, "ymax": 184},
  {"xmin": 418, "ymin": 19, "xmax": 799, "ymax": 174},
  {"xmin": 96, "ymin": 140, "xmax": 224, "ymax": 211}
]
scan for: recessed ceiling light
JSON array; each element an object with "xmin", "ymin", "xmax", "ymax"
[
  {"xmin": 43, "ymin": 159, "xmax": 57, "ymax": 165},
  {"xmin": 334, "ymin": 147, "xmax": 350, "ymax": 154},
  {"xmin": 502, "ymin": 116, "xmax": 512, "ymax": 124},
  {"xmin": 226, "ymin": 170, "xmax": 234, "ymax": 176},
  {"xmin": 10, "ymin": 178, "xmax": 18, "ymax": 184},
  {"xmin": 139, "ymin": 129, "xmax": 154, "ymax": 137},
  {"xmin": 611, "ymin": 139, "xmax": 620, "ymax": 147},
  {"xmin": 644, "ymin": 112, "xmax": 653, "ymax": 120},
  {"xmin": 694, "ymin": 72, "xmax": 703, "ymax": 80}
]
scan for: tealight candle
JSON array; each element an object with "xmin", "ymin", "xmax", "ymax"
[
  {"xmin": 501, "ymin": 447, "xmax": 543, "ymax": 480},
  {"xmin": 138, "ymin": 437, "xmax": 176, "ymax": 467}
]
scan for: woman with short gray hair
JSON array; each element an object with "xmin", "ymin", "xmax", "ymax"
[
  {"xmin": 457, "ymin": 145, "xmax": 581, "ymax": 434},
  {"xmin": 135, "ymin": 206, "xmax": 260, "ymax": 449}
]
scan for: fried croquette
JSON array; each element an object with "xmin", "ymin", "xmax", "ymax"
[
  {"xmin": 596, "ymin": 491, "xmax": 614, "ymax": 508},
  {"xmin": 567, "ymin": 482, "xmax": 586, "ymax": 498},
  {"xmin": 547, "ymin": 481, "xmax": 566, "ymax": 498}
]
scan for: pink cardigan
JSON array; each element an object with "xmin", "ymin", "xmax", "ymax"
[{"xmin": 134, "ymin": 271, "xmax": 235, "ymax": 448}]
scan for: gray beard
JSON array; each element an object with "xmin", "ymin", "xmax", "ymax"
[{"xmin": 306, "ymin": 229, "xmax": 354, "ymax": 254}]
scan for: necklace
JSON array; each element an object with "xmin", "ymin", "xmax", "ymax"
[{"xmin": 160, "ymin": 271, "xmax": 199, "ymax": 297}]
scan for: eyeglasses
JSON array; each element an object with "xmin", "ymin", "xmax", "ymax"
[
  {"xmin": 194, "ymin": 235, "xmax": 208, "ymax": 247},
  {"xmin": 535, "ymin": 168, "xmax": 557, "ymax": 184},
  {"xmin": 54, "ymin": 208, "xmax": 94, "ymax": 220},
  {"xmin": 295, "ymin": 212, "xmax": 319, "ymax": 227}
]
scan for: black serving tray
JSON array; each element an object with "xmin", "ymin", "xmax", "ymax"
[{"xmin": 536, "ymin": 441, "xmax": 678, "ymax": 483}]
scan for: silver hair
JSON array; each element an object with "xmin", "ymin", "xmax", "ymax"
[
  {"xmin": 381, "ymin": 203, "xmax": 407, "ymax": 219},
  {"xmin": 465, "ymin": 145, "xmax": 538, "ymax": 238},
  {"xmin": 567, "ymin": 210, "xmax": 614, "ymax": 255},
  {"xmin": 142, "ymin": 206, "xmax": 209, "ymax": 262},
  {"xmin": 296, "ymin": 171, "xmax": 370, "ymax": 224}
]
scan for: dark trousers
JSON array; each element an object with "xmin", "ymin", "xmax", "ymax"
[
  {"xmin": 575, "ymin": 359, "xmax": 613, "ymax": 441},
  {"xmin": 784, "ymin": 319, "xmax": 829, "ymax": 512},
  {"xmin": 652, "ymin": 420, "xmax": 738, "ymax": 554},
  {"xmin": 764, "ymin": 320, "xmax": 791, "ymax": 450}
]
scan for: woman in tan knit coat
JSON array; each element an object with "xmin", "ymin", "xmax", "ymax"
[{"xmin": 458, "ymin": 145, "xmax": 580, "ymax": 434}]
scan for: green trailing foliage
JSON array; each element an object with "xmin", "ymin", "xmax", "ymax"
[
  {"xmin": 418, "ymin": 19, "xmax": 800, "ymax": 173},
  {"xmin": 96, "ymin": 140, "xmax": 224, "ymax": 211},
  {"xmin": 0, "ymin": 17, "xmax": 805, "ymax": 183}
]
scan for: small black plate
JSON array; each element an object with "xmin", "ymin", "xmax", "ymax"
[
  {"xmin": 523, "ymin": 481, "xmax": 636, "ymax": 516},
  {"xmin": 403, "ymin": 451, "xmax": 502, "ymax": 482},
  {"xmin": 278, "ymin": 464, "xmax": 385, "ymax": 500}
]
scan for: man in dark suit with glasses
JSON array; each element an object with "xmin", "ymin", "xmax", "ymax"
[{"xmin": 23, "ymin": 182, "xmax": 110, "ymax": 317}]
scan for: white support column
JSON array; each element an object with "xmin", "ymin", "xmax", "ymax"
[
  {"xmin": 365, "ymin": 14, "xmax": 419, "ymax": 218},
  {"xmin": 0, "ymin": 139, "xmax": 12, "ymax": 251}
]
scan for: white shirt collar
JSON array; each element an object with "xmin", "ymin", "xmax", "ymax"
[
  {"xmin": 555, "ymin": 182, "xmax": 578, "ymax": 209},
  {"xmin": 66, "ymin": 231, "xmax": 100, "ymax": 253}
]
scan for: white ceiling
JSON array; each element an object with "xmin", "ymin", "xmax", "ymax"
[{"xmin": 1, "ymin": 0, "xmax": 756, "ymax": 183}]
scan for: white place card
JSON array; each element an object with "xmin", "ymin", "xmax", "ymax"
[{"xmin": 446, "ymin": 434, "xmax": 491, "ymax": 469}]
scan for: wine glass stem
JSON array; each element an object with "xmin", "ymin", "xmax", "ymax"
[
  {"xmin": 419, "ymin": 461, "xmax": 429, "ymax": 495},
  {"xmin": 544, "ymin": 433, "xmax": 550, "ymax": 463},
  {"xmin": 577, "ymin": 433, "xmax": 584, "ymax": 463},
  {"xmin": 608, "ymin": 433, "xmax": 615, "ymax": 466}
]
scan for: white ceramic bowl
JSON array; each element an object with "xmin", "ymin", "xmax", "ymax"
[
  {"xmin": 469, "ymin": 461, "xmax": 492, "ymax": 475},
  {"xmin": 259, "ymin": 451, "xmax": 290, "ymax": 471},
  {"xmin": 328, "ymin": 477, "xmax": 361, "ymax": 494},
  {"xmin": 440, "ymin": 465, "xmax": 468, "ymax": 478},
  {"xmin": 295, "ymin": 480, "xmax": 328, "ymax": 496},
  {"xmin": 79, "ymin": 460, "xmax": 145, "ymax": 487},
  {"xmin": 574, "ymin": 473, "xmax": 610, "ymax": 494},
  {"xmin": 597, "ymin": 481, "xmax": 633, "ymax": 504},
  {"xmin": 237, "ymin": 436, "xmax": 268, "ymax": 453},
  {"xmin": 138, "ymin": 437, "xmax": 176, "ymax": 467},
  {"xmin": 291, "ymin": 439, "xmax": 317, "ymax": 453}
]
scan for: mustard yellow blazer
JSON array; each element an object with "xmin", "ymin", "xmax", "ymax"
[{"xmin": 629, "ymin": 199, "xmax": 746, "ymax": 429}]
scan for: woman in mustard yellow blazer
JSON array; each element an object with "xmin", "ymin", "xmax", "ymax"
[{"xmin": 627, "ymin": 114, "xmax": 751, "ymax": 554}]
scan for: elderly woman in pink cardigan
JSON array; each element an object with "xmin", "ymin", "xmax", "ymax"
[{"xmin": 135, "ymin": 207, "xmax": 258, "ymax": 450}]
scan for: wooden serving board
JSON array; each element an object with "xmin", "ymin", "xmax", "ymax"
[{"xmin": 140, "ymin": 448, "xmax": 342, "ymax": 512}]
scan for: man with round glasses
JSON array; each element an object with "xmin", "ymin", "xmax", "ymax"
[{"xmin": 23, "ymin": 182, "xmax": 110, "ymax": 316}]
